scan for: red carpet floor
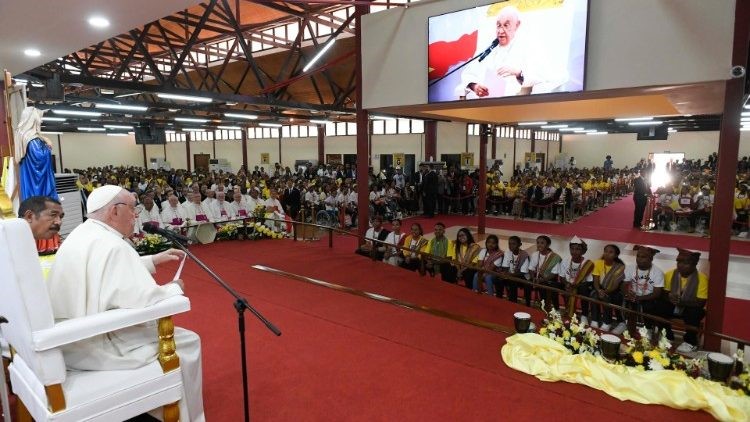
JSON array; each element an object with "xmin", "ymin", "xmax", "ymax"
[
  {"xmin": 152, "ymin": 240, "xmax": 717, "ymax": 421},
  {"xmin": 400, "ymin": 195, "xmax": 750, "ymax": 256}
]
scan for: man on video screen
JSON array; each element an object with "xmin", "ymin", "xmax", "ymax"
[{"xmin": 460, "ymin": 5, "xmax": 565, "ymax": 98}]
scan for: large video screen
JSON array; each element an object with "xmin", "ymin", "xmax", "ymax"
[{"xmin": 428, "ymin": 0, "xmax": 588, "ymax": 103}]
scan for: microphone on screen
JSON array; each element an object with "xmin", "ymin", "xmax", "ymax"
[
  {"xmin": 478, "ymin": 38, "xmax": 500, "ymax": 62},
  {"xmin": 142, "ymin": 222, "xmax": 191, "ymax": 244}
]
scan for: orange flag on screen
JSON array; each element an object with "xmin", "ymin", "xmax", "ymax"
[{"xmin": 428, "ymin": 30, "xmax": 478, "ymax": 80}]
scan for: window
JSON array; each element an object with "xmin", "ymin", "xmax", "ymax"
[
  {"xmin": 411, "ymin": 119, "xmax": 424, "ymax": 134},
  {"xmin": 299, "ymin": 126, "xmax": 308, "ymax": 137},
  {"xmin": 385, "ymin": 119, "xmax": 397, "ymax": 134},
  {"xmin": 347, "ymin": 122, "xmax": 357, "ymax": 135},
  {"xmin": 397, "ymin": 118, "xmax": 410, "ymax": 134},
  {"xmin": 372, "ymin": 120, "xmax": 384, "ymax": 135}
]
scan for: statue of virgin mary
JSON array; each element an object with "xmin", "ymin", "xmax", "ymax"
[{"xmin": 15, "ymin": 106, "xmax": 58, "ymax": 200}]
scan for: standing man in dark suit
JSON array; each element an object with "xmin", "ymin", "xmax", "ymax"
[
  {"xmin": 423, "ymin": 165, "xmax": 439, "ymax": 218},
  {"xmin": 633, "ymin": 171, "xmax": 650, "ymax": 228},
  {"xmin": 282, "ymin": 179, "xmax": 302, "ymax": 220}
]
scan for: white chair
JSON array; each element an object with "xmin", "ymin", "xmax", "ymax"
[{"xmin": 0, "ymin": 218, "xmax": 191, "ymax": 421}]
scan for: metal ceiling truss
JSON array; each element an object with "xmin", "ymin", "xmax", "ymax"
[{"xmin": 30, "ymin": 0, "xmax": 372, "ymax": 123}]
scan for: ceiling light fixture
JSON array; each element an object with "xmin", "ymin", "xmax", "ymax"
[
  {"xmin": 175, "ymin": 117, "xmax": 209, "ymax": 123},
  {"xmin": 258, "ymin": 123, "xmax": 282, "ymax": 128},
  {"xmin": 157, "ymin": 93, "xmax": 213, "ymax": 103},
  {"xmin": 586, "ymin": 131, "xmax": 608, "ymax": 136},
  {"xmin": 106, "ymin": 133, "xmax": 127, "ymax": 137},
  {"xmin": 303, "ymin": 37, "xmax": 337, "ymax": 72},
  {"xmin": 41, "ymin": 117, "xmax": 66, "ymax": 122},
  {"xmin": 668, "ymin": 128, "xmax": 677, "ymax": 133},
  {"xmin": 95, "ymin": 103, "xmax": 148, "ymax": 111},
  {"xmin": 518, "ymin": 121, "xmax": 547, "ymax": 126},
  {"xmin": 541, "ymin": 124, "xmax": 568, "ymax": 129},
  {"xmin": 24, "ymin": 49, "xmax": 41, "ymax": 57},
  {"xmin": 168, "ymin": 108, "xmax": 179, "ymax": 112},
  {"xmin": 558, "ymin": 127, "xmax": 584, "ymax": 132},
  {"xmin": 78, "ymin": 127, "xmax": 106, "ymax": 131},
  {"xmin": 53, "ymin": 109, "xmax": 102, "ymax": 117},
  {"xmin": 41, "ymin": 131, "xmax": 63, "ymax": 135},
  {"xmin": 574, "ymin": 129, "xmax": 597, "ymax": 133},
  {"xmin": 371, "ymin": 115, "xmax": 397, "ymax": 120},
  {"xmin": 614, "ymin": 117, "xmax": 653, "ymax": 122},
  {"xmin": 115, "ymin": 92, "xmax": 141, "ymax": 98},
  {"xmin": 88, "ymin": 16, "xmax": 110, "ymax": 28},
  {"xmin": 224, "ymin": 113, "xmax": 258, "ymax": 120},
  {"xmin": 628, "ymin": 121, "xmax": 664, "ymax": 126},
  {"xmin": 217, "ymin": 126, "xmax": 242, "ymax": 130},
  {"xmin": 183, "ymin": 128, "xmax": 206, "ymax": 132},
  {"xmin": 309, "ymin": 119, "xmax": 329, "ymax": 125},
  {"xmin": 103, "ymin": 124, "xmax": 133, "ymax": 129}
]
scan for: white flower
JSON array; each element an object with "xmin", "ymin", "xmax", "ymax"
[
  {"xmin": 657, "ymin": 335, "xmax": 672, "ymax": 351},
  {"xmin": 637, "ymin": 326, "xmax": 650, "ymax": 339},
  {"xmin": 648, "ymin": 360, "xmax": 664, "ymax": 371}
]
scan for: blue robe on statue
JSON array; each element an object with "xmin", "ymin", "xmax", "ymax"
[{"xmin": 20, "ymin": 137, "xmax": 58, "ymax": 201}]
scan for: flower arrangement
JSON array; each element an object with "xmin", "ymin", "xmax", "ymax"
[
  {"xmin": 249, "ymin": 221, "xmax": 286, "ymax": 240},
  {"xmin": 253, "ymin": 204, "xmax": 266, "ymax": 221},
  {"xmin": 134, "ymin": 233, "xmax": 171, "ymax": 255},
  {"xmin": 729, "ymin": 350, "xmax": 749, "ymax": 395},
  {"xmin": 620, "ymin": 327, "xmax": 687, "ymax": 371},
  {"xmin": 216, "ymin": 223, "xmax": 241, "ymax": 240},
  {"xmin": 537, "ymin": 301, "xmax": 601, "ymax": 356}
]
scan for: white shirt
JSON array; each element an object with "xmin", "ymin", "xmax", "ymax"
[
  {"xmin": 265, "ymin": 198, "xmax": 285, "ymax": 215},
  {"xmin": 137, "ymin": 205, "xmax": 163, "ymax": 229},
  {"xmin": 365, "ymin": 227, "xmax": 384, "ymax": 243},
  {"xmin": 183, "ymin": 201, "xmax": 211, "ymax": 222},
  {"xmin": 624, "ymin": 265, "xmax": 665, "ymax": 297},
  {"xmin": 384, "ymin": 232, "xmax": 404, "ymax": 254},
  {"xmin": 501, "ymin": 251, "xmax": 529, "ymax": 274},
  {"xmin": 557, "ymin": 258, "xmax": 593, "ymax": 284},
  {"xmin": 229, "ymin": 199, "xmax": 251, "ymax": 218}
]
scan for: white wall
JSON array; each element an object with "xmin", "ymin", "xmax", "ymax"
[
  {"xmin": 50, "ymin": 128, "xmax": 750, "ymax": 174},
  {"xmin": 361, "ymin": 0, "xmax": 735, "ymax": 108},
  {"xmin": 560, "ymin": 131, "xmax": 750, "ymax": 169}
]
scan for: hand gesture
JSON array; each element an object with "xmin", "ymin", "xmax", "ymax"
[
  {"xmin": 153, "ymin": 248, "xmax": 186, "ymax": 266},
  {"xmin": 496, "ymin": 65, "xmax": 520, "ymax": 78}
]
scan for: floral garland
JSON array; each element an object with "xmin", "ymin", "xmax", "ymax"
[
  {"xmin": 134, "ymin": 233, "xmax": 171, "ymax": 255},
  {"xmin": 214, "ymin": 221, "xmax": 286, "ymax": 241},
  {"xmin": 534, "ymin": 301, "xmax": 747, "ymax": 391}
]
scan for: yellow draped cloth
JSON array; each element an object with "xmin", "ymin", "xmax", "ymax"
[{"xmin": 501, "ymin": 334, "xmax": 750, "ymax": 421}]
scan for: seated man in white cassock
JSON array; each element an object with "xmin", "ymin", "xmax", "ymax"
[
  {"xmin": 245, "ymin": 188, "xmax": 263, "ymax": 213},
  {"xmin": 229, "ymin": 190, "xmax": 251, "ymax": 218},
  {"xmin": 183, "ymin": 192, "xmax": 212, "ymax": 223},
  {"xmin": 209, "ymin": 191, "xmax": 231, "ymax": 221},
  {"xmin": 161, "ymin": 193, "xmax": 187, "ymax": 231},
  {"xmin": 264, "ymin": 188, "xmax": 292, "ymax": 232},
  {"xmin": 46, "ymin": 185, "xmax": 205, "ymax": 421},
  {"xmin": 137, "ymin": 192, "xmax": 163, "ymax": 230}
]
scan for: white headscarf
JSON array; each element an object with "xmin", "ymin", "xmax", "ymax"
[{"xmin": 14, "ymin": 106, "xmax": 50, "ymax": 161}]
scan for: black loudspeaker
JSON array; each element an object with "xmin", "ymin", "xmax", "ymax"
[{"xmin": 636, "ymin": 125, "xmax": 668, "ymax": 141}]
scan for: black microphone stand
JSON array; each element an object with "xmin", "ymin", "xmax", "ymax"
[
  {"xmin": 165, "ymin": 234, "xmax": 281, "ymax": 422},
  {"xmin": 428, "ymin": 42, "xmax": 496, "ymax": 89}
]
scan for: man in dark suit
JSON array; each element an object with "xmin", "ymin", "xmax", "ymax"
[
  {"xmin": 423, "ymin": 165, "xmax": 439, "ymax": 218},
  {"xmin": 281, "ymin": 179, "xmax": 302, "ymax": 220},
  {"xmin": 633, "ymin": 171, "xmax": 650, "ymax": 228}
]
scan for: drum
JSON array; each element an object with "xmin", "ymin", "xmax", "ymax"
[{"xmin": 187, "ymin": 223, "xmax": 217, "ymax": 244}]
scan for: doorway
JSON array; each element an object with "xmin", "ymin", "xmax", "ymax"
[
  {"xmin": 649, "ymin": 152, "xmax": 684, "ymax": 189},
  {"xmin": 194, "ymin": 154, "xmax": 210, "ymax": 171}
]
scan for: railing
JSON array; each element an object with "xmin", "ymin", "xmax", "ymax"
[{"xmin": 180, "ymin": 209, "xmax": 748, "ymax": 353}]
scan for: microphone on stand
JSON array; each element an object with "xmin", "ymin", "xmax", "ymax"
[
  {"xmin": 478, "ymin": 38, "xmax": 500, "ymax": 62},
  {"xmin": 142, "ymin": 222, "xmax": 191, "ymax": 244}
]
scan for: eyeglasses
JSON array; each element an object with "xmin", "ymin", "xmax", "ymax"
[{"xmin": 113, "ymin": 202, "xmax": 136, "ymax": 211}]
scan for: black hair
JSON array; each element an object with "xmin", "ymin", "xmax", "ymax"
[
  {"xmin": 454, "ymin": 228, "xmax": 475, "ymax": 256},
  {"xmin": 434, "ymin": 222, "xmax": 446, "ymax": 228},
  {"xmin": 411, "ymin": 223, "xmax": 424, "ymax": 236},
  {"xmin": 602, "ymin": 244, "xmax": 625, "ymax": 265},
  {"xmin": 536, "ymin": 235, "xmax": 552, "ymax": 247},
  {"xmin": 485, "ymin": 234, "xmax": 499, "ymax": 250},
  {"xmin": 508, "ymin": 235, "xmax": 522, "ymax": 246},
  {"xmin": 18, "ymin": 196, "xmax": 60, "ymax": 218}
]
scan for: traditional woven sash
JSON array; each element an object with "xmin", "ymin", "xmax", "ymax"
[
  {"xmin": 569, "ymin": 259, "xmax": 594, "ymax": 286},
  {"xmin": 600, "ymin": 262, "xmax": 626, "ymax": 290},
  {"xmin": 429, "ymin": 237, "xmax": 448, "ymax": 257},
  {"xmin": 670, "ymin": 270, "xmax": 699, "ymax": 302},
  {"xmin": 512, "ymin": 250, "xmax": 529, "ymax": 274},
  {"xmin": 481, "ymin": 250, "xmax": 505, "ymax": 271},
  {"xmin": 537, "ymin": 251, "xmax": 561, "ymax": 278}
]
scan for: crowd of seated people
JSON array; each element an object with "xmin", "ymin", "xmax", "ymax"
[
  {"xmin": 646, "ymin": 155, "xmax": 750, "ymax": 235},
  {"xmin": 361, "ymin": 220, "xmax": 708, "ymax": 353}
]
